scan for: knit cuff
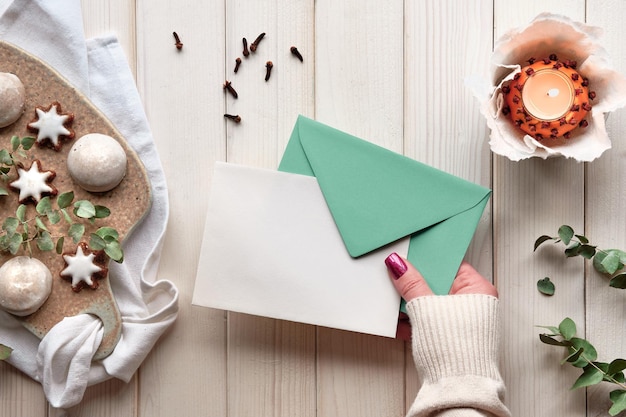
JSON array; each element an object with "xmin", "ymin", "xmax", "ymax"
[
  {"xmin": 405, "ymin": 294, "xmax": 510, "ymax": 417},
  {"xmin": 406, "ymin": 294, "xmax": 502, "ymax": 383}
]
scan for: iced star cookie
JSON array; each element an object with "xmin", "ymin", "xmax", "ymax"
[
  {"xmin": 60, "ymin": 243, "xmax": 108, "ymax": 292},
  {"xmin": 27, "ymin": 101, "xmax": 75, "ymax": 151},
  {"xmin": 0, "ymin": 256, "xmax": 52, "ymax": 316},
  {"xmin": 67, "ymin": 133, "xmax": 127, "ymax": 192},
  {"xmin": 9, "ymin": 159, "xmax": 57, "ymax": 203},
  {"xmin": 0, "ymin": 72, "xmax": 25, "ymax": 128}
]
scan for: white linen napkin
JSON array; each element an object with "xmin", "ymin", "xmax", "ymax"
[{"xmin": 0, "ymin": 0, "xmax": 179, "ymax": 409}]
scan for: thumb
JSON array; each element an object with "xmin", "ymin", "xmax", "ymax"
[{"xmin": 385, "ymin": 253, "xmax": 433, "ymax": 301}]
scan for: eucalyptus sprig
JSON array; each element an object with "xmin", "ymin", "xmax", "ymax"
[
  {"xmin": 0, "ymin": 135, "xmax": 124, "ymax": 262},
  {"xmin": 535, "ymin": 225, "xmax": 626, "ymax": 289},
  {"xmin": 0, "ymin": 192, "xmax": 123, "ymax": 262},
  {"xmin": 539, "ymin": 317, "xmax": 626, "ymax": 416}
]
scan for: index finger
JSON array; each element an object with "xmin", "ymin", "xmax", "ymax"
[{"xmin": 385, "ymin": 253, "xmax": 434, "ymax": 301}]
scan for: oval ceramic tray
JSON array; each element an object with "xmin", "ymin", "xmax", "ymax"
[{"xmin": 0, "ymin": 41, "xmax": 152, "ymax": 359}]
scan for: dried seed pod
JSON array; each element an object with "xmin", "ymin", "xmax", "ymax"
[
  {"xmin": 250, "ymin": 32, "xmax": 265, "ymax": 53},
  {"xmin": 223, "ymin": 80, "xmax": 238, "ymax": 99},
  {"xmin": 224, "ymin": 114, "xmax": 241, "ymax": 123},
  {"xmin": 265, "ymin": 61, "xmax": 273, "ymax": 82},
  {"xmin": 290, "ymin": 46, "xmax": 303, "ymax": 62}
]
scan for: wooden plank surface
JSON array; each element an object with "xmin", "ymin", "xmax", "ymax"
[{"xmin": 0, "ymin": 1, "xmax": 625, "ymax": 416}]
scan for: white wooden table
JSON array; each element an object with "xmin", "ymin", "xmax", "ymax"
[{"xmin": 1, "ymin": 1, "xmax": 625, "ymax": 416}]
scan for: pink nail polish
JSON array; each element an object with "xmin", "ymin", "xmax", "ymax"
[{"xmin": 385, "ymin": 253, "xmax": 407, "ymax": 279}]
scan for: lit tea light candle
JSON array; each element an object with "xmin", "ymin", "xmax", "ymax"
[
  {"xmin": 502, "ymin": 55, "xmax": 596, "ymax": 140},
  {"xmin": 522, "ymin": 69, "xmax": 574, "ymax": 120}
]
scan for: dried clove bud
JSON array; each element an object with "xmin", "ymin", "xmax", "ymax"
[
  {"xmin": 242, "ymin": 38, "xmax": 250, "ymax": 57},
  {"xmin": 224, "ymin": 114, "xmax": 241, "ymax": 123},
  {"xmin": 290, "ymin": 46, "xmax": 303, "ymax": 62},
  {"xmin": 223, "ymin": 80, "xmax": 238, "ymax": 99},
  {"xmin": 250, "ymin": 32, "xmax": 265, "ymax": 53},
  {"xmin": 265, "ymin": 61, "xmax": 273, "ymax": 82},
  {"xmin": 234, "ymin": 57, "xmax": 242, "ymax": 73},
  {"xmin": 173, "ymin": 32, "xmax": 183, "ymax": 50}
]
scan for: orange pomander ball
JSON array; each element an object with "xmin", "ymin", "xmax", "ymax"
[{"xmin": 502, "ymin": 55, "xmax": 596, "ymax": 140}]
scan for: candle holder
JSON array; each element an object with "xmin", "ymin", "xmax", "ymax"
[{"xmin": 467, "ymin": 13, "xmax": 626, "ymax": 161}]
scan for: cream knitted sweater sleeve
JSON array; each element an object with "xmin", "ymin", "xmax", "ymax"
[{"xmin": 406, "ymin": 294, "xmax": 511, "ymax": 417}]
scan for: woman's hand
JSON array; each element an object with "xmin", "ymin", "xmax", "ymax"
[{"xmin": 384, "ymin": 253, "xmax": 497, "ymax": 340}]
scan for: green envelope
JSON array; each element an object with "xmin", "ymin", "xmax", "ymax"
[{"xmin": 278, "ymin": 115, "xmax": 491, "ymax": 297}]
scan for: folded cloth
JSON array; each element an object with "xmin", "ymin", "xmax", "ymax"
[{"xmin": 0, "ymin": 0, "xmax": 179, "ymax": 409}]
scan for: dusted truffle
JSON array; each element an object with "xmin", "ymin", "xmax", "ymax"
[
  {"xmin": 67, "ymin": 133, "xmax": 127, "ymax": 192},
  {"xmin": 0, "ymin": 72, "xmax": 25, "ymax": 128},
  {"xmin": 0, "ymin": 256, "xmax": 53, "ymax": 316}
]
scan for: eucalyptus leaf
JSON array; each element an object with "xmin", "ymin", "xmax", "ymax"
[
  {"xmin": 569, "ymin": 337, "xmax": 598, "ymax": 368},
  {"xmin": 94, "ymin": 205, "xmax": 111, "ymax": 219},
  {"xmin": 0, "ymin": 149, "xmax": 12, "ymax": 165},
  {"xmin": 89, "ymin": 233, "xmax": 106, "ymax": 250},
  {"xmin": 595, "ymin": 250, "xmax": 624, "ymax": 275},
  {"xmin": 571, "ymin": 364, "xmax": 604, "ymax": 389},
  {"xmin": 576, "ymin": 234, "xmax": 589, "ymax": 244},
  {"xmin": 2, "ymin": 217, "xmax": 19, "ymax": 235},
  {"xmin": 96, "ymin": 227, "xmax": 119, "ymax": 240},
  {"xmin": 0, "ymin": 344, "xmax": 12, "ymax": 360},
  {"xmin": 609, "ymin": 390, "xmax": 626, "ymax": 416},
  {"xmin": 57, "ymin": 191, "xmax": 74, "ymax": 209},
  {"xmin": 563, "ymin": 347, "xmax": 584, "ymax": 365},
  {"xmin": 565, "ymin": 242, "xmax": 581, "ymax": 257},
  {"xmin": 104, "ymin": 240, "xmax": 123, "ymax": 263},
  {"xmin": 579, "ymin": 245, "xmax": 597, "ymax": 259},
  {"xmin": 16, "ymin": 204, "xmax": 26, "ymax": 222},
  {"xmin": 47, "ymin": 210, "xmax": 61, "ymax": 225},
  {"xmin": 609, "ymin": 273, "xmax": 626, "ymax": 289},
  {"xmin": 35, "ymin": 216, "xmax": 48, "ymax": 232},
  {"xmin": 20, "ymin": 136, "xmax": 35, "ymax": 150},
  {"xmin": 537, "ymin": 277, "xmax": 555, "ymax": 296},
  {"xmin": 56, "ymin": 236, "xmax": 64, "ymax": 254},
  {"xmin": 558, "ymin": 225, "xmax": 575, "ymax": 245},
  {"xmin": 608, "ymin": 359, "xmax": 626, "ymax": 376},
  {"xmin": 68, "ymin": 223, "xmax": 85, "ymax": 243},
  {"xmin": 559, "ymin": 317, "xmax": 576, "ymax": 341},
  {"xmin": 10, "ymin": 135, "xmax": 19, "ymax": 151},
  {"xmin": 539, "ymin": 334, "xmax": 569, "ymax": 347},
  {"xmin": 8, "ymin": 233, "xmax": 22, "ymax": 255},
  {"xmin": 36, "ymin": 231, "xmax": 54, "ymax": 252},
  {"xmin": 0, "ymin": 187, "xmax": 8, "ymax": 196},
  {"xmin": 534, "ymin": 235, "xmax": 554, "ymax": 251},
  {"xmin": 74, "ymin": 200, "xmax": 96, "ymax": 219},
  {"xmin": 36, "ymin": 196, "xmax": 52, "ymax": 215}
]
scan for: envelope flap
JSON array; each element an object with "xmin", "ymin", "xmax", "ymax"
[{"xmin": 288, "ymin": 116, "xmax": 491, "ymax": 257}]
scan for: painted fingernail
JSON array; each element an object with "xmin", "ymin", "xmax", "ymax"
[{"xmin": 385, "ymin": 253, "xmax": 407, "ymax": 279}]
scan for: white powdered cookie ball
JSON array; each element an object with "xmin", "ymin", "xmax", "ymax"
[
  {"xmin": 67, "ymin": 133, "xmax": 127, "ymax": 192},
  {"xmin": 0, "ymin": 256, "xmax": 53, "ymax": 316},
  {"xmin": 0, "ymin": 72, "xmax": 25, "ymax": 128}
]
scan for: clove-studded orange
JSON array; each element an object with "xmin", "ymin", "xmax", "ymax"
[{"xmin": 502, "ymin": 55, "xmax": 595, "ymax": 140}]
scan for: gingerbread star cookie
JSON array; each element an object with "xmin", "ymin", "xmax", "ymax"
[
  {"xmin": 60, "ymin": 243, "xmax": 108, "ymax": 292},
  {"xmin": 9, "ymin": 159, "xmax": 57, "ymax": 203},
  {"xmin": 27, "ymin": 101, "xmax": 75, "ymax": 151}
]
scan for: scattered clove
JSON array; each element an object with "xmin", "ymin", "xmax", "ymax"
[
  {"xmin": 173, "ymin": 32, "xmax": 183, "ymax": 50},
  {"xmin": 250, "ymin": 32, "xmax": 265, "ymax": 52},
  {"xmin": 265, "ymin": 61, "xmax": 273, "ymax": 81},
  {"xmin": 234, "ymin": 57, "xmax": 242, "ymax": 73},
  {"xmin": 224, "ymin": 114, "xmax": 241, "ymax": 123},
  {"xmin": 223, "ymin": 80, "xmax": 238, "ymax": 99},
  {"xmin": 242, "ymin": 38, "xmax": 250, "ymax": 57},
  {"xmin": 290, "ymin": 46, "xmax": 303, "ymax": 62}
]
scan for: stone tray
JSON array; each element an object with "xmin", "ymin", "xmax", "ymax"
[{"xmin": 0, "ymin": 41, "xmax": 152, "ymax": 360}]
